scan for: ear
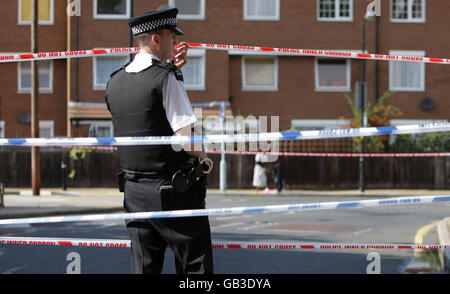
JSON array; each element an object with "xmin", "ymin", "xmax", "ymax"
[{"xmin": 150, "ymin": 33, "xmax": 160, "ymax": 45}]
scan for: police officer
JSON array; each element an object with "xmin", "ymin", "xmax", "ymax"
[{"xmin": 105, "ymin": 8, "xmax": 213, "ymax": 274}]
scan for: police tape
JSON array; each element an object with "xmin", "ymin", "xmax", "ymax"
[
  {"xmin": 0, "ymin": 195, "xmax": 449, "ymax": 226},
  {"xmin": 188, "ymin": 43, "xmax": 450, "ymax": 65},
  {"xmin": 1, "ymin": 43, "xmax": 449, "ymax": 65},
  {"xmin": 0, "ymin": 47, "xmax": 140, "ymax": 63},
  {"xmin": 205, "ymin": 150, "xmax": 450, "ymax": 158},
  {"xmin": 0, "ymin": 122, "xmax": 449, "ymax": 147},
  {"xmin": 55, "ymin": 146, "xmax": 450, "ymax": 157},
  {"xmin": 1, "ymin": 237, "xmax": 449, "ymax": 250}
]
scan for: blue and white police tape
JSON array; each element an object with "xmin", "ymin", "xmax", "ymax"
[
  {"xmin": 0, "ymin": 195, "xmax": 449, "ymax": 226},
  {"xmin": 0, "ymin": 122, "xmax": 448, "ymax": 147}
]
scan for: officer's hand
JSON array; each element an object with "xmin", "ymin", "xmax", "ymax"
[{"xmin": 173, "ymin": 42, "xmax": 189, "ymax": 69}]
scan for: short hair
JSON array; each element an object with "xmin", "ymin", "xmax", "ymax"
[{"xmin": 134, "ymin": 29, "xmax": 163, "ymax": 48}]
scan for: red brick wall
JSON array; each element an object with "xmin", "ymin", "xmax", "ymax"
[{"xmin": 0, "ymin": 0, "xmax": 67, "ymax": 137}]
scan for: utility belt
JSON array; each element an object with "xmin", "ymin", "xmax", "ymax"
[{"xmin": 117, "ymin": 158, "xmax": 213, "ymax": 193}]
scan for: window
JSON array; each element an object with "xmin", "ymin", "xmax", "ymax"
[
  {"xmin": 315, "ymin": 58, "xmax": 351, "ymax": 92},
  {"xmin": 168, "ymin": 0, "xmax": 205, "ymax": 20},
  {"xmin": 318, "ymin": 0, "xmax": 353, "ymax": 22},
  {"xmin": 181, "ymin": 49, "xmax": 206, "ymax": 91},
  {"xmin": 93, "ymin": 55, "xmax": 129, "ymax": 90},
  {"xmin": 18, "ymin": 61, "xmax": 53, "ymax": 94},
  {"xmin": 389, "ymin": 50, "xmax": 425, "ymax": 92},
  {"xmin": 391, "ymin": 0, "xmax": 425, "ymax": 23},
  {"xmin": 242, "ymin": 56, "xmax": 278, "ymax": 91},
  {"xmin": 18, "ymin": 0, "xmax": 54, "ymax": 25},
  {"xmin": 0, "ymin": 121, "xmax": 4, "ymax": 138},
  {"xmin": 244, "ymin": 0, "xmax": 280, "ymax": 21},
  {"xmin": 89, "ymin": 122, "xmax": 113, "ymax": 137},
  {"xmin": 39, "ymin": 121, "xmax": 54, "ymax": 138},
  {"xmin": 94, "ymin": 0, "xmax": 131, "ymax": 19}
]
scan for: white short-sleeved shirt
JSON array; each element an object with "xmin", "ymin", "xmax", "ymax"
[{"xmin": 125, "ymin": 52, "xmax": 197, "ymax": 133}]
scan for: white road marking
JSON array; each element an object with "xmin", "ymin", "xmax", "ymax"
[{"xmin": 354, "ymin": 228, "xmax": 373, "ymax": 235}]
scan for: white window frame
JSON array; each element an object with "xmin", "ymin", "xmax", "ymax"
[
  {"xmin": 0, "ymin": 121, "xmax": 5, "ymax": 138},
  {"xmin": 94, "ymin": 122, "xmax": 114, "ymax": 138},
  {"xmin": 168, "ymin": 0, "xmax": 206, "ymax": 20},
  {"xmin": 93, "ymin": 51, "xmax": 129, "ymax": 90},
  {"xmin": 39, "ymin": 120, "xmax": 54, "ymax": 138},
  {"xmin": 243, "ymin": 0, "xmax": 280, "ymax": 21},
  {"xmin": 317, "ymin": 0, "xmax": 353, "ymax": 22},
  {"xmin": 183, "ymin": 49, "xmax": 206, "ymax": 91},
  {"xmin": 242, "ymin": 56, "xmax": 279, "ymax": 92},
  {"xmin": 390, "ymin": 0, "xmax": 426, "ymax": 23},
  {"xmin": 315, "ymin": 57, "xmax": 351, "ymax": 92},
  {"xmin": 94, "ymin": 0, "xmax": 131, "ymax": 20},
  {"xmin": 389, "ymin": 50, "xmax": 425, "ymax": 92},
  {"xmin": 17, "ymin": 60, "xmax": 54, "ymax": 94},
  {"xmin": 18, "ymin": 0, "xmax": 54, "ymax": 25}
]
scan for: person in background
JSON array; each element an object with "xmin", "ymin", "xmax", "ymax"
[
  {"xmin": 253, "ymin": 153, "xmax": 278, "ymax": 195},
  {"xmin": 272, "ymin": 160, "xmax": 284, "ymax": 193}
]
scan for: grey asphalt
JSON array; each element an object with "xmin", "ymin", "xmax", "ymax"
[{"xmin": 0, "ymin": 187, "xmax": 449, "ymax": 272}]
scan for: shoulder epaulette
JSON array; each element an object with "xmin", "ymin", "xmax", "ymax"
[{"xmin": 159, "ymin": 62, "xmax": 184, "ymax": 82}]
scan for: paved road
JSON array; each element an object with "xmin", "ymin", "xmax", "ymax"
[{"xmin": 0, "ymin": 194, "xmax": 448, "ymax": 274}]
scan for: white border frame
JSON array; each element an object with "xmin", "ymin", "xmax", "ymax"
[
  {"xmin": 93, "ymin": 52, "xmax": 129, "ymax": 90},
  {"xmin": 0, "ymin": 121, "xmax": 5, "ymax": 138},
  {"xmin": 315, "ymin": 57, "xmax": 351, "ymax": 92},
  {"xmin": 242, "ymin": 56, "xmax": 279, "ymax": 92},
  {"xmin": 168, "ymin": 0, "xmax": 206, "ymax": 20},
  {"xmin": 243, "ymin": 0, "xmax": 280, "ymax": 21},
  {"xmin": 317, "ymin": 0, "xmax": 353, "ymax": 22},
  {"xmin": 182, "ymin": 49, "xmax": 206, "ymax": 91},
  {"xmin": 94, "ymin": 0, "xmax": 131, "ymax": 20},
  {"xmin": 389, "ymin": 50, "xmax": 425, "ymax": 92},
  {"xmin": 390, "ymin": 0, "xmax": 426, "ymax": 23},
  {"xmin": 17, "ymin": 60, "xmax": 54, "ymax": 94},
  {"xmin": 39, "ymin": 120, "xmax": 54, "ymax": 138},
  {"xmin": 18, "ymin": 0, "xmax": 54, "ymax": 25}
]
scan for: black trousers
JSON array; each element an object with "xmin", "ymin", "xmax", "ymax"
[{"xmin": 123, "ymin": 176, "xmax": 213, "ymax": 274}]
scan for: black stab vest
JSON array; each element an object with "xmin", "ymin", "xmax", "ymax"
[{"xmin": 105, "ymin": 63, "xmax": 190, "ymax": 175}]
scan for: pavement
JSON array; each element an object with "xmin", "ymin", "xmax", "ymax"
[{"xmin": 0, "ymin": 186, "xmax": 449, "ymax": 272}]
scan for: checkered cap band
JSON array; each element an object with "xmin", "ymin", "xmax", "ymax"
[{"xmin": 131, "ymin": 17, "xmax": 177, "ymax": 35}]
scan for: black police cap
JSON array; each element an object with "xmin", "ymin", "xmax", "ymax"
[{"xmin": 128, "ymin": 8, "xmax": 184, "ymax": 36}]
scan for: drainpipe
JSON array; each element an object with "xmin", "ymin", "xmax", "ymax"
[{"xmin": 375, "ymin": 15, "xmax": 380, "ymax": 102}]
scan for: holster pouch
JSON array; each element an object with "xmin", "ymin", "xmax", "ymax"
[{"xmin": 116, "ymin": 171, "xmax": 125, "ymax": 192}]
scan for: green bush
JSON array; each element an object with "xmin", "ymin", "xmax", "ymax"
[{"xmin": 390, "ymin": 132, "xmax": 450, "ymax": 153}]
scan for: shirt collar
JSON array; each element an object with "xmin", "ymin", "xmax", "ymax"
[{"xmin": 125, "ymin": 52, "xmax": 161, "ymax": 73}]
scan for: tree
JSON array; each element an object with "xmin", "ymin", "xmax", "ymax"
[{"xmin": 340, "ymin": 91, "xmax": 403, "ymax": 152}]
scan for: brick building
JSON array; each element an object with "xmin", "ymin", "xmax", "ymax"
[{"xmin": 0, "ymin": 0, "xmax": 449, "ymax": 140}]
